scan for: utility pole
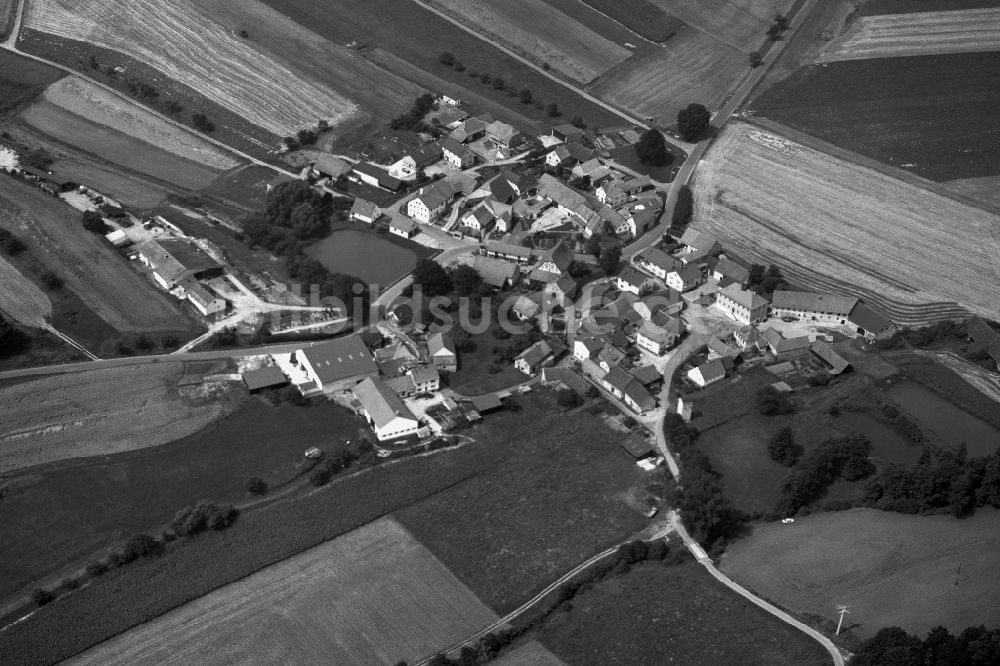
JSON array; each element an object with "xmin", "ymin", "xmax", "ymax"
[{"xmin": 835, "ymin": 605, "xmax": 851, "ymax": 635}]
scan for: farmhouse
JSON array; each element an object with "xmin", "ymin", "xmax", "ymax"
[
  {"xmin": 545, "ymin": 144, "xmax": 572, "ymax": 168},
  {"xmin": 181, "ymin": 279, "xmax": 226, "ymax": 316},
  {"xmin": 488, "ymin": 176, "xmax": 518, "ymax": 205},
  {"xmin": 484, "ymin": 241, "xmax": 532, "ymax": 263},
  {"xmin": 441, "ymin": 136, "xmax": 475, "ymax": 168},
  {"xmin": 298, "ymin": 335, "xmax": 378, "ymax": 394},
  {"xmin": 966, "ymin": 316, "xmax": 1000, "ymax": 368},
  {"xmin": 512, "ymin": 291, "xmax": 546, "ymax": 322},
  {"xmin": 635, "ymin": 248, "xmax": 677, "ymax": 281},
  {"xmin": 485, "ymin": 121, "xmax": 519, "ymax": 149},
  {"xmin": 597, "ymin": 182, "xmax": 627, "ymax": 207},
  {"xmin": 573, "ymin": 159, "xmax": 613, "ymax": 186},
  {"xmin": 621, "ymin": 175, "xmax": 652, "ymax": 196},
  {"xmin": 500, "ymin": 170, "xmax": 537, "ymax": 197},
  {"xmin": 811, "ymin": 340, "xmax": 851, "ymax": 374},
  {"xmin": 407, "ymin": 181, "xmax": 460, "ymax": 223},
  {"xmin": 389, "ymin": 218, "xmax": 418, "ymax": 238},
  {"xmin": 630, "ymin": 364, "xmax": 662, "ymax": 389},
  {"xmin": 666, "ymin": 265, "xmax": 703, "ymax": 292},
  {"xmin": 349, "ymin": 198, "xmax": 380, "ymax": 224},
  {"xmin": 311, "ymin": 154, "xmax": 353, "ymax": 179},
  {"xmin": 678, "ymin": 229, "xmax": 720, "ymax": 255},
  {"xmin": 762, "ymin": 328, "xmax": 812, "ymax": 360},
  {"xmin": 849, "ymin": 302, "xmax": 897, "ymax": 342},
  {"xmin": 712, "ymin": 256, "xmax": 750, "ymax": 285},
  {"xmin": 385, "ymin": 365, "xmax": 441, "ymax": 397},
  {"xmin": 544, "ymin": 273, "xmax": 579, "ymax": 305},
  {"xmin": 636, "ymin": 317, "xmax": 681, "ymax": 355},
  {"xmin": 715, "ymin": 284, "xmax": 770, "ymax": 324},
  {"xmin": 352, "ymin": 377, "xmax": 421, "ymax": 441},
  {"xmin": 427, "ymin": 332, "xmax": 457, "ymax": 371},
  {"xmin": 770, "ymin": 290, "xmax": 859, "ymax": 324},
  {"xmin": 633, "ymin": 289, "xmax": 683, "ymax": 320},
  {"xmin": 406, "ymin": 142, "xmax": 443, "ymax": 169},
  {"xmin": 450, "ymin": 117, "xmax": 488, "ymax": 143},
  {"xmin": 137, "ymin": 238, "xmax": 223, "ymax": 290},
  {"xmin": 461, "ymin": 205, "xmax": 496, "ymax": 236},
  {"xmin": 619, "ymin": 203, "xmax": 658, "ymax": 238},
  {"xmin": 514, "ymin": 339, "xmax": 557, "ymax": 375},
  {"xmin": 472, "ymin": 256, "xmax": 519, "ymax": 289},
  {"xmin": 535, "ymin": 241, "xmax": 573, "ymax": 276},
  {"xmin": 541, "ymin": 366, "xmax": 590, "ymax": 395},
  {"xmin": 617, "ymin": 266, "xmax": 656, "ymax": 296},
  {"xmin": 687, "ymin": 357, "xmax": 732, "ymax": 388},
  {"xmin": 734, "ymin": 325, "xmax": 766, "ymax": 352}
]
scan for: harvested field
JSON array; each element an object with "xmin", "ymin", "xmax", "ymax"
[
  {"xmin": 944, "ymin": 175, "xmax": 1000, "ymax": 210},
  {"xmin": 21, "ymin": 100, "xmax": 230, "ymax": 191},
  {"xmin": 424, "ymin": 0, "xmax": 630, "ymax": 83},
  {"xmin": 0, "ymin": 362, "xmax": 241, "ymax": 473},
  {"xmin": 492, "ymin": 642, "xmax": 566, "ymax": 666},
  {"xmin": 40, "ymin": 77, "xmax": 240, "ymax": 169},
  {"xmin": 818, "ymin": 8, "xmax": 1000, "ymax": 61},
  {"xmin": 66, "ymin": 518, "xmax": 497, "ymax": 666},
  {"xmin": 721, "ymin": 508, "xmax": 1000, "ymax": 638},
  {"xmin": 0, "ymin": 177, "xmax": 201, "ymax": 337},
  {"xmin": 261, "ymin": 0, "xmax": 624, "ymax": 132},
  {"xmin": 692, "ymin": 122, "xmax": 1000, "ymax": 321},
  {"xmin": 592, "ymin": 27, "xmax": 747, "ymax": 121},
  {"xmin": 648, "ymin": 0, "xmax": 794, "ymax": 48},
  {"xmin": 23, "ymin": 0, "xmax": 359, "ymax": 136},
  {"xmin": 0, "ymin": 253, "xmax": 51, "ymax": 327},
  {"xmin": 578, "ymin": 0, "xmax": 682, "ymax": 42},
  {"xmin": 537, "ymin": 561, "xmax": 832, "ymax": 665},
  {"xmin": 752, "ymin": 52, "xmax": 1000, "ymax": 181}
]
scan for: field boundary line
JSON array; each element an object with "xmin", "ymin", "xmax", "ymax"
[
  {"xmin": 43, "ymin": 325, "xmax": 99, "ymax": 361},
  {"xmin": 560, "ymin": 0, "xmax": 664, "ymax": 47}
]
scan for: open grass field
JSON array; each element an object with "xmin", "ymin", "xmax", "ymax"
[
  {"xmin": 67, "ymin": 517, "xmax": 498, "ymax": 666},
  {"xmin": 423, "ymin": 0, "xmax": 631, "ymax": 84},
  {"xmin": 0, "ymin": 253, "xmax": 50, "ymax": 327},
  {"xmin": 21, "ymin": 100, "xmax": 231, "ymax": 192},
  {"xmin": 39, "ymin": 77, "xmax": 240, "ymax": 169},
  {"xmin": 577, "ymin": 0, "xmax": 683, "ymax": 42},
  {"xmin": 0, "ymin": 50, "xmax": 65, "ymax": 119},
  {"xmin": 818, "ymin": 8, "xmax": 1000, "ymax": 61},
  {"xmin": 692, "ymin": 122, "xmax": 1000, "ymax": 322},
  {"xmin": 261, "ymin": 0, "xmax": 624, "ymax": 133},
  {"xmin": 648, "ymin": 0, "xmax": 795, "ymax": 48},
  {"xmin": 23, "ymin": 0, "xmax": 361, "ymax": 137},
  {"xmin": 721, "ymin": 508, "xmax": 1000, "ymax": 639},
  {"xmin": 591, "ymin": 26, "xmax": 748, "ymax": 123},
  {"xmin": 0, "ymin": 362, "xmax": 244, "ymax": 474},
  {"xmin": 752, "ymin": 52, "xmax": 1000, "ymax": 182},
  {"xmin": 536, "ymin": 560, "xmax": 831, "ymax": 665},
  {"xmin": 0, "ymin": 437, "xmax": 500, "ymax": 665},
  {"xmin": 0, "ymin": 0, "xmax": 14, "ymax": 40},
  {"xmin": 0, "ymin": 176, "xmax": 202, "ymax": 338},
  {"xmin": 860, "ymin": 0, "xmax": 1000, "ymax": 16},
  {"xmin": 943, "ymin": 175, "xmax": 1000, "ymax": 210},
  {"xmin": 0, "ymin": 324, "xmax": 87, "ymax": 372},
  {"xmin": 397, "ymin": 390, "xmax": 648, "ymax": 613},
  {"xmin": 0, "ymin": 396, "xmax": 361, "ymax": 600}
]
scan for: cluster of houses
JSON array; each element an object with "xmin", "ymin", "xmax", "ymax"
[{"xmin": 134, "ymin": 237, "xmax": 229, "ymax": 317}]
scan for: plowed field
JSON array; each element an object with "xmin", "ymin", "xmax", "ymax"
[
  {"xmin": 819, "ymin": 8, "xmax": 1000, "ymax": 61},
  {"xmin": 23, "ymin": 0, "xmax": 359, "ymax": 135},
  {"xmin": 693, "ymin": 123, "xmax": 1000, "ymax": 321},
  {"xmin": 67, "ymin": 518, "xmax": 499, "ymax": 666}
]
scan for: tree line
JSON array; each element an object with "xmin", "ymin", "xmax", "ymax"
[
  {"xmin": 853, "ymin": 624, "xmax": 1000, "ymax": 666},
  {"xmin": 437, "ymin": 52, "xmax": 566, "ymax": 118}
]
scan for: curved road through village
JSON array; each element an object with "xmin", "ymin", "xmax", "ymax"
[{"xmin": 2, "ymin": 0, "xmax": 842, "ymax": 662}]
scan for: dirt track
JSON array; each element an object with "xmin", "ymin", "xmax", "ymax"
[
  {"xmin": 818, "ymin": 8, "xmax": 1000, "ymax": 61},
  {"xmin": 693, "ymin": 122, "xmax": 1000, "ymax": 322}
]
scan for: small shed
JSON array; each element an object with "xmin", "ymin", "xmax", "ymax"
[
  {"xmin": 620, "ymin": 433, "xmax": 655, "ymax": 460},
  {"xmin": 470, "ymin": 393, "xmax": 503, "ymax": 414},
  {"xmin": 242, "ymin": 365, "xmax": 289, "ymax": 392}
]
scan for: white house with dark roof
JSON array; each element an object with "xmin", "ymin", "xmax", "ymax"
[
  {"xmin": 427, "ymin": 332, "xmax": 457, "ymax": 371},
  {"xmin": 514, "ymin": 339, "xmax": 556, "ymax": 375},
  {"xmin": 180, "ymin": 279, "xmax": 226, "ymax": 317},
  {"xmin": 666, "ymin": 265, "xmax": 703, "ymax": 292},
  {"xmin": 770, "ymin": 290, "xmax": 859, "ymax": 324},
  {"xmin": 441, "ymin": 136, "xmax": 475, "ymax": 168},
  {"xmin": 352, "ymin": 377, "xmax": 421, "ymax": 441},
  {"xmin": 389, "ymin": 218, "xmax": 418, "ymax": 238},
  {"xmin": 617, "ymin": 266, "xmax": 656, "ymax": 296},
  {"xmin": 596, "ymin": 181, "xmax": 627, "ymax": 207},
  {"xmin": 349, "ymin": 197, "xmax": 381, "ymax": 224},
  {"xmin": 636, "ymin": 317, "xmax": 681, "ymax": 355},
  {"xmin": 716, "ymin": 284, "xmax": 770, "ymax": 324},
  {"xmin": 298, "ymin": 335, "xmax": 378, "ymax": 394},
  {"xmin": 678, "ymin": 229, "xmax": 720, "ymax": 255},
  {"xmin": 484, "ymin": 241, "xmax": 532, "ymax": 263},
  {"xmin": 472, "ymin": 256, "xmax": 518, "ymax": 289},
  {"xmin": 712, "ymin": 256, "xmax": 750, "ymax": 285},
  {"xmin": 848, "ymin": 303, "xmax": 896, "ymax": 341},
  {"xmin": 137, "ymin": 238, "xmax": 223, "ymax": 290},
  {"xmin": 486, "ymin": 120, "xmax": 519, "ymax": 149},
  {"xmin": 450, "ymin": 117, "xmax": 487, "ymax": 143},
  {"xmin": 687, "ymin": 358, "xmax": 731, "ymax": 388},
  {"xmin": 635, "ymin": 248, "xmax": 677, "ymax": 281}
]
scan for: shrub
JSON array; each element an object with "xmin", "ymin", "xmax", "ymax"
[
  {"xmin": 62, "ymin": 578, "xmax": 80, "ymax": 591},
  {"xmin": 170, "ymin": 501, "xmax": 238, "ymax": 537},
  {"xmin": 310, "ymin": 468, "xmax": 331, "ymax": 487},
  {"xmin": 85, "ymin": 561, "xmax": 109, "ymax": 578},
  {"xmin": 545, "ymin": 103, "xmax": 560, "ymax": 117},
  {"xmin": 32, "ymin": 588, "xmax": 55, "ymax": 607},
  {"xmin": 519, "ymin": 88, "xmax": 532, "ymax": 104},
  {"xmin": 767, "ymin": 426, "xmax": 802, "ymax": 467},
  {"xmin": 40, "ymin": 271, "xmax": 63, "ymax": 290},
  {"xmin": 756, "ymin": 386, "xmax": 795, "ymax": 415},
  {"xmin": 438, "ymin": 51, "xmax": 454, "ymax": 66},
  {"xmin": 191, "ymin": 112, "xmax": 216, "ymax": 133},
  {"xmin": 0, "ymin": 229, "xmax": 27, "ymax": 255},
  {"xmin": 245, "ymin": 477, "xmax": 268, "ymax": 495}
]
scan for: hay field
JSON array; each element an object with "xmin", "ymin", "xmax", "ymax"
[
  {"xmin": 68, "ymin": 517, "xmax": 500, "ymax": 666},
  {"xmin": 693, "ymin": 123, "xmax": 1000, "ymax": 320},
  {"xmin": 21, "ymin": 101, "xmax": 230, "ymax": 191},
  {"xmin": 425, "ymin": 0, "xmax": 631, "ymax": 83},
  {"xmin": 39, "ymin": 77, "xmax": 240, "ymax": 169},
  {"xmin": 0, "ymin": 254, "xmax": 50, "ymax": 327},
  {"xmin": 818, "ymin": 8, "xmax": 1000, "ymax": 61},
  {"xmin": 22, "ymin": 0, "xmax": 359, "ymax": 136},
  {"xmin": 0, "ymin": 177, "xmax": 197, "ymax": 333},
  {"xmin": 720, "ymin": 508, "xmax": 1000, "ymax": 638},
  {"xmin": 492, "ymin": 642, "xmax": 566, "ymax": 666},
  {"xmin": 592, "ymin": 27, "xmax": 747, "ymax": 121},
  {"xmin": 0, "ymin": 363, "xmax": 237, "ymax": 473},
  {"xmin": 648, "ymin": 0, "xmax": 794, "ymax": 48}
]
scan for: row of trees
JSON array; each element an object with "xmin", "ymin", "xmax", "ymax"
[
  {"xmin": 437, "ymin": 51, "xmax": 563, "ymax": 117},
  {"xmin": 282, "ymin": 119, "xmax": 331, "ymax": 151},
  {"xmin": 854, "ymin": 625, "xmax": 1000, "ymax": 666}
]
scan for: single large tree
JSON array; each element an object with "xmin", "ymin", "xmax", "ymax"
[
  {"xmin": 412, "ymin": 258, "xmax": 452, "ymax": 297},
  {"xmin": 677, "ymin": 103, "xmax": 710, "ymax": 142},
  {"xmin": 635, "ymin": 128, "xmax": 669, "ymax": 166},
  {"xmin": 598, "ymin": 245, "xmax": 621, "ymax": 275}
]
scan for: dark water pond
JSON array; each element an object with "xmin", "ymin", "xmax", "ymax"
[
  {"xmin": 837, "ymin": 412, "xmax": 923, "ymax": 466},
  {"xmin": 307, "ymin": 229, "xmax": 417, "ymax": 287},
  {"xmin": 886, "ymin": 381, "xmax": 1000, "ymax": 457}
]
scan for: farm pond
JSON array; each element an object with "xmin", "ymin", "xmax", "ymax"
[
  {"xmin": 306, "ymin": 229, "xmax": 418, "ymax": 287},
  {"xmin": 887, "ymin": 381, "xmax": 1000, "ymax": 457},
  {"xmin": 836, "ymin": 412, "xmax": 923, "ymax": 466}
]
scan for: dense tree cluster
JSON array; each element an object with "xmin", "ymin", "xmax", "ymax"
[
  {"xmin": 775, "ymin": 435, "xmax": 873, "ymax": 516},
  {"xmin": 671, "ymin": 184, "xmax": 693, "ymax": 231},
  {"xmin": 81, "ymin": 210, "xmax": 108, "ymax": 234},
  {"xmin": 766, "ymin": 14, "xmax": 790, "ymax": 41},
  {"xmin": 747, "ymin": 264, "xmax": 788, "ymax": 297},
  {"xmin": 0, "ymin": 228, "xmax": 26, "ymax": 255},
  {"xmin": 191, "ymin": 112, "xmax": 215, "ymax": 133},
  {"xmin": 864, "ymin": 447, "xmax": 1000, "ymax": 517},
  {"xmin": 390, "ymin": 93, "xmax": 436, "ymax": 131},
  {"xmin": 756, "ymin": 386, "xmax": 795, "ymax": 415},
  {"xmin": 677, "ymin": 103, "xmax": 710, "ymax": 142},
  {"xmin": 877, "ymin": 319, "xmax": 969, "ymax": 350},
  {"xmin": 412, "ymin": 258, "xmax": 453, "ymax": 297},
  {"xmin": 170, "ymin": 500, "xmax": 238, "ymax": 537},
  {"xmin": 767, "ymin": 426, "xmax": 802, "ymax": 467},
  {"xmin": 854, "ymin": 625, "xmax": 1000, "ymax": 666},
  {"xmin": 449, "ymin": 264, "xmax": 484, "ymax": 297},
  {"xmin": 0, "ymin": 314, "xmax": 29, "ymax": 359},
  {"xmin": 634, "ymin": 128, "xmax": 669, "ymax": 166},
  {"xmin": 598, "ymin": 245, "xmax": 621, "ymax": 275}
]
